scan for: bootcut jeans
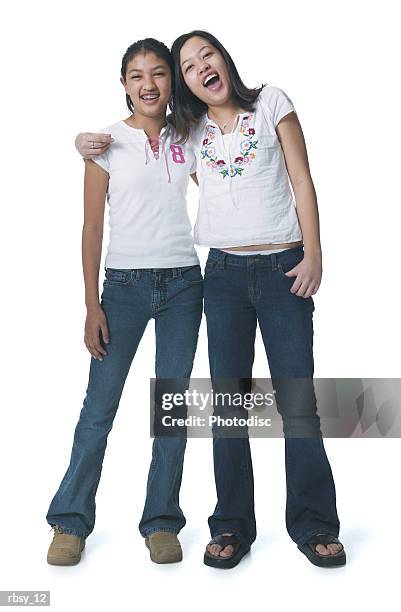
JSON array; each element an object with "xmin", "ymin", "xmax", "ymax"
[
  {"xmin": 46, "ymin": 265, "xmax": 203, "ymax": 539},
  {"xmin": 203, "ymin": 246, "xmax": 340, "ymax": 548}
]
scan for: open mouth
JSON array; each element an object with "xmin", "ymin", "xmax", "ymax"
[
  {"xmin": 203, "ymin": 73, "xmax": 221, "ymax": 91},
  {"xmin": 140, "ymin": 93, "xmax": 160, "ymax": 103}
]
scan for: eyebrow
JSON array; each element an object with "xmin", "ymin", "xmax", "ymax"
[
  {"xmin": 127, "ymin": 65, "xmax": 167, "ymax": 74},
  {"xmin": 181, "ymin": 45, "xmax": 210, "ymax": 67}
]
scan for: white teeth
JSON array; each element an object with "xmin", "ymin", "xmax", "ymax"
[
  {"xmin": 203, "ymin": 73, "xmax": 218, "ymax": 86},
  {"xmin": 141, "ymin": 94, "xmax": 159, "ymax": 100}
]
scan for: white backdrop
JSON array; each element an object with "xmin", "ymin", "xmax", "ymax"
[{"xmin": 1, "ymin": 1, "xmax": 400, "ymax": 610}]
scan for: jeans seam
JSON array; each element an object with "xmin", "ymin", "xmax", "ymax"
[
  {"xmin": 141, "ymin": 527, "xmax": 180, "ymax": 537},
  {"xmin": 49, "ymin": 524, "xmax": 87, "ymax": 538},
  {"xmin": 211, "ymin": 528, "xmax": 249, "ymax": 548}
]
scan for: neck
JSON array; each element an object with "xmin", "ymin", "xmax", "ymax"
[
  {"xmin": 207, "ymin": 100, "xmax": 242, "ymax": 124},
  {"xmin": 125, "ymin": 113, "xmax": 168, "ymax": 139}
]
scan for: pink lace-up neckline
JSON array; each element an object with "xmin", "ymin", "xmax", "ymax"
[{"xmin": 144, "ymin": 135, "xmax": 171, "ymax": 183}]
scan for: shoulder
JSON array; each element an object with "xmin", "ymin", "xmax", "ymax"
[
  {"xmin": 96, "ymin": 120, "xmax": 126, "ymax": 139},
  {"xmin": 256, "ymin": 84, "xmax": 297, "ymax": 127},
  {"xmin": 257, "ymin": 84, "xmax": 294, "ymax": 108}
]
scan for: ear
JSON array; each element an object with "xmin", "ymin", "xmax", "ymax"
[{"xmin": 120, "ymin": 76, "xmax": 128, "ymax": 94}]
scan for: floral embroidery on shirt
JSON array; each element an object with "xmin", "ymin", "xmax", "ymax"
[{"xmin": 200, "ymin": 114, "xmax": 258, "ymax": 178}]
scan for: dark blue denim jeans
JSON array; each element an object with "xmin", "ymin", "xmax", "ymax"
[
  {"xmin": 46, "ymin": 265, "xmax": 203, "ymax": 539},
  {"xmin": 204, "ymin": 246, "xmax": 340, "ymax": 548}
]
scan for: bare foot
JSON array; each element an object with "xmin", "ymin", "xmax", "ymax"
[
  {"xmin": 207, "ymin": 533, "xmax": 235, "ymax": 558},
  {"xmin": 314, "ymin": 541, "xmax": 343, "ymax": 556}
]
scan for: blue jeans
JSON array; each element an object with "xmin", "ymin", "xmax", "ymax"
[
  {"xmin": 204, "ymin": 246, "xmax": 340, "ymax": 548},
  {"xmin": 46, "ymin": 265, "xmax": 203, "ymax": 539}
]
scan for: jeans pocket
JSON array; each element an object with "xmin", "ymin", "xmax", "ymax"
[
  {"xmin": 104, "ymin": 268, "xmax": 131, "ymax": 286},
  {"xmin": 277, "ymin": 251, "xmax": 304, "ymax": 279},
  {"xmin": 179, "ymin": 265, "xmax": 204, "ymax": 285},
  {"xmin": 204, "ymin": 260, "xmax": 219, "ymax": 278}
]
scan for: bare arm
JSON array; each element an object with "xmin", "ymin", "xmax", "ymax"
[
  {"xmin": 82, "ymin": 160, "xmax": 110, "ymax": 359},
  {"xmin": 276, "ymin": 112, "xmax": 322, "ymax": 297}
]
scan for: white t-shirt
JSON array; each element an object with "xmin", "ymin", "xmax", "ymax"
[
  {"xmin": 190, "ymin": 85, "xmax": 303, "ymax": 248},
  {"xmin": 92, "ymin": 120, "xmax": 199, "ymax": 269}
]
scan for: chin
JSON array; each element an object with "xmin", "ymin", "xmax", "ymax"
[
  {"xmin": 208, "ymin": 86, "xmax": 229, "ymax": 106},
  {"xmin": 208, "ymin": 92, "xmax": 228, "ymax": 106},
  {"xmin": 141, "ymin": 105, "xmax": 163, "ymax": 117}
]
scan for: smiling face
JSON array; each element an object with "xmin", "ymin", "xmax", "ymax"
[
  {"xmin": 179, "ymin": 36, "xmax": 231, "ymax": 106},
  {"xmin": 121, "ymin": 51, "xmax": 172, "ymax": 118}
]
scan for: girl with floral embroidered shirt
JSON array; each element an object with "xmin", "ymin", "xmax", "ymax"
[{"xmin": 170, "ymin": 30, "xmax": 345, "ymax": 570}]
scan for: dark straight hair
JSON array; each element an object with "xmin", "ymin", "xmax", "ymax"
[
  {"xmin": 120, "ymin": 38, "xmax": 176, "ymax": 128},
  {"xmin": 170, "ymin": 30, "xmax": 264, "ymax": 143}
]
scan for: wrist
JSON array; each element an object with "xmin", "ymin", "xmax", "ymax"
[
  {"xmin": 85, "ymin": 298, "xmax": 100, "ymax": 310},
  {"xmin": 303, "ymin": 244, "xmax": 322, "ymax": 258}
]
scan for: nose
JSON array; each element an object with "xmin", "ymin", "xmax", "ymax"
[
  {"xmin": 143, "ymin": 74, "xmax": 157, "ymax": 91},
  {"xmin": 198, "ymin": 60, "xmax": 210, "ymax": 76}
]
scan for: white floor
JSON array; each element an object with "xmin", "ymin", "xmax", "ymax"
[{"xmin": 2, "ymin": 437, "xmax": 397, "ymax": 612}]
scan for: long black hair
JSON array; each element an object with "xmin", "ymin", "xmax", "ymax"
[
  {"xmin": 171, "ymin": 30, "xmax": 264, "ymax": 143},
  {"xmin": 121, "ymin": 38, "xmax": 175, "ymax": 126}
]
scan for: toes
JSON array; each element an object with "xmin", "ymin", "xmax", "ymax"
[
  {"xmin": 315, "ymin": 544, "xmax": 330, "ymax": 556},
  {"xmin": 327, "ymin": 543, "xmax": 343, "ymax": 555},
  {"xmin": 207, "ymin": 544, "xmax": 222, "ymax": 557},
  {"xmin": 207, "ymin": 534, "xmax": 235, "ymax": 558},
  {"xmin": 315, "ymin": 542, "xmax": 344, "ymax": 556}
]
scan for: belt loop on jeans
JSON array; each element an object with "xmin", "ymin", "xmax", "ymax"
[
  {"xmin": 270, "ymin": 253, "xmax": 278, "ymax": 271},
  {"xmin": 135, "ymin": 269, "xmax": 142, "ymax": 280},
  {"xmin": 172, "ymin": 268, "xmax": 179, "ymax": 279},
  {"xmin": 218, "ymin": 252, "xmax": 228, "ymax": 270}
]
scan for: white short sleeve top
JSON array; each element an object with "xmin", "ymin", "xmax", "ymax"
[
  {"xmin": 189, "ymin": 85, "xmax": 303, "ymax": 248},
  {"xmin": 92, "ymin": 120, "xmax": 199, "ymax": 269}
]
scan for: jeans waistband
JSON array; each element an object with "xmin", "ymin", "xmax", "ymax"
[
  {"xmin": 104, "ymin": 265, "xmax": 199, "ymax": 280},
  {"xmin": 207, "ymin": 245, "xmax": 304, "ymax": 269}
]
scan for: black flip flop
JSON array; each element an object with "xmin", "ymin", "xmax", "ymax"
[
  {"xmin": 204, "ymin": 534, "xmax": 250, "ymax": 569},
  {"xmin": 297, "ymin": 533, "xmax": 346, "ymax": 567}
]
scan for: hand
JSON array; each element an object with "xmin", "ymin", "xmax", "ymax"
[
  {"xmin": 284, "ymin": 255, "xmax": 322, "ymax": 298},
  {"xmin": 84, "ymin": 305, "xmax": 110, "ymax": 360},
  {"xmin": 75, "ymin": 132, "xmax": 113, "ymax": 159}
]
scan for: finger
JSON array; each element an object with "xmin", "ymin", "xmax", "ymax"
[
  {"xmin": 100, "ymin": 321, "xmax": 110, "ymax": 345},
  {"xmin": 85, "ymin": 133, "xmax": 113, "ymax": 145},
  {"xmin": 289, "ymin": 275, "xmax": 303, "ymax": 294},
  {"xmin": 303, "ymin": 282, "xmax": 317, "ymax": 298},
  {"xmin": 93, "ymin": 324, "xmax": 107, "ymax": 356},
  {"xmin": 90, "ymin": 140, "xmax": 113, "ymax": 149},
  {"xmin": 90, "ymin": 346, "xmax": 104, "ymax": 361},
  {"xmin": 85, "ymin": 337, "xmax": 104, "ymax": 360},
  {"xmin": 293, "ymin": 277, "xmax": 310, "ymax": 297},
  {"xmin": 311, "ymin": 281, "xmax": 320, "ymax": 295},
  {"xmin": 82, "ymin": 145, "xmax": 110, "ymax": 158},
  {"xmin": 94, "ymin": 342, "xmax": 107, "ymax": 356}
]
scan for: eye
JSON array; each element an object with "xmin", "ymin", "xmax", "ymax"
[
  {"xmin": 130, "ymin": 75, "xmax": 140, "ymax": 79},
  {"xmin": 185, "ymin": 64, "xmax": 193, "ymax": 73},
  {"xmin": 203, "ymin": 52, "xmax": 212, "ymax": 59}
]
